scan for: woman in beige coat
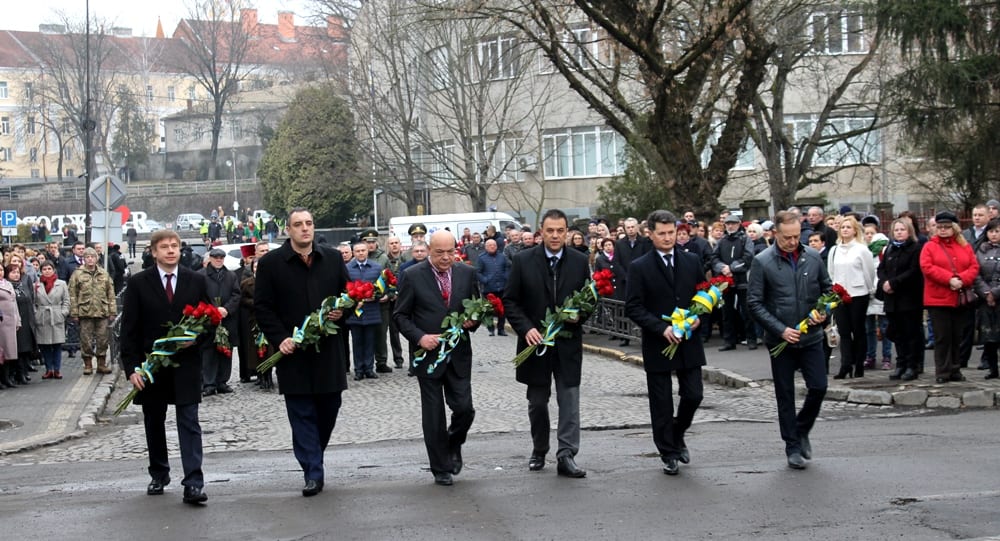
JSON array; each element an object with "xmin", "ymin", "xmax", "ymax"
[
  {"xmin": 0, "ymin": 264, "xmax": 22, "ymax": 389},
  {"xmin": 34, "ymin": 261, "xmax": 69, "ymax": 379}
]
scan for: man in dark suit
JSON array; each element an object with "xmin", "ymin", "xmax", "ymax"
[
  {"xmin": 254, "ymin": 208, "xmax": 349, "ymax": 497},
  {"xmin": 394, "ymin": 230, "xmax": 479, "ymax": 486},
  {"xmin": 503, "ymin": 209, "xmax": 592, "ymax": 478},
  {"xmin": 625, "ymin": 210, "xmax": 706, "ymax": 476},
  {"xmin": 120, "ymin": 230, "xmax": 211, "ymax": 505},
  {"xmin": 614, "ymin": 216, "xmax": 651, "ymax": 272}
]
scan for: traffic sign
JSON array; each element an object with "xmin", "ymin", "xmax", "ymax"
[
  {"xmin": 89, "ymin": 175, "xmax": 127, "ymax": 209},
  {"xmin": 0, "ymin": 210, "xmax": 16, "ymax": 228}
]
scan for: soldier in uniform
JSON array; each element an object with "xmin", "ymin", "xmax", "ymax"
[{"xmin": 401, "ymin": 223, "xmax": 428, "ymax": 263}]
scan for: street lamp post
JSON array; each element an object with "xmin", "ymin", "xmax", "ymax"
[{"xmin": 230, "ymin": 148, "xmax": 238, "ymax": 213}]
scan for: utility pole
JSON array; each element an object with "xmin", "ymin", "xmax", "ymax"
[{"xmin": 83, "ymin": 0, "xmax": 94, "ymax": 244}]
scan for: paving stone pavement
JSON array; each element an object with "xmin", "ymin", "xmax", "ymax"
[{"xmin": 1, "ymin": 332, "xmax": 919, "ymax": 466}]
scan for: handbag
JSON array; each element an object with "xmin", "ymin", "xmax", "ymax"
[
  {"xmin": 935, "ymin": 242, "xmax": 981, "ymax": 308},
  {"xmin": 825, "ymin": 323, "xmax": 840, "ymax": 347}
]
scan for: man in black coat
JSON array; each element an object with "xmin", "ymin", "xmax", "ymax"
[
  {"xmin": 254, "ymin": 208, "xmax": 349, "ymax": 497},
  {"xmin": 503, "ymin": 209, "xmax": 592, "ymax": 478},
  {"xmin": 120, "ymin": 230, "xmax": 212, "ymax": 505},
  {"xmin": 614, "ymin": 216, "xmax": 651, "ymax": 272},
  {"xmin": 394, "ymin": 230, "xmax": 480, "ymax": 486},
  {"xmin": 625, "ymin": 210, "xmax": 706, "ymax": 476},
  {"xmin": 200, "ymin": 248, "xmax": 241, "ymax": 396}
]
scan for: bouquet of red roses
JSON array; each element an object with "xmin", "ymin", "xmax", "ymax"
[
  {"xmin": 374, "ymin": 269, "xmax": 398, "ymax": 298},
  {"xmin": 114, "ymin": 302, "xmax": 224, "ymax": 415},
  {"xmin": 661, "ymin": 276, "xmax": 733, "ymax": 359},
  {"xmin": 413, "ymin": 294, "xmax": 502, "ymax": 374},
  {"xmin": 513, "ymin": 280, "xmax": 599, "ymax": 367},
  {"xmin": 346, "ymin": 279, "xmax": 375, "ymax": 317},
  {"xmin": 592, "ymin": 269, "xmax": 615, "ymax": 297},
  {"xmin": 256, "ymin": 286, "xmax": 367, "ymax": 373},
  {"xmin": 769, "ymin": 283, "xmax": 851, "ymax": 357}
]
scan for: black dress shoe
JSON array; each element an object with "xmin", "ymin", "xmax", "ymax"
[
  {"xmin": 950, "ymin": 372, "xmax": 966, "ymax": 382},
  {"xmin": 935, "ymin": 377, "xmax": 948, "ymax": 384},
  {"xmin": 528, "ymin": 453, "xmax": 545, "ymax": 471},
  {"xmin": 977, "ymin": 362, "xmax": 990, "ymax": 370},
  {"xmin": 375, "ymin": 365, "xmax": 393, "ymax": 373},
  {"xmin": 394, "ymin": 361, "xmax": 404, "ymax": 369},
  {"xmin": 662, "ymin": 458, "xmax": 679, "ymax": 475},
  {"xmin": 182, "ymin": 486, "xmax": 208, "ymax": 504},
  {"xmin": 901, "ymin": 369, "xmax": 917, "ymax": 381},
  {"xmin": 365, "ymin": 371, "xmax": 379, "ymax": 379},
  {"xmin": 354, "ymin": 373, "xmax": 364, "ymax": 381},
  {"xmin": 888, "ymin": 368, "xmax": 904, "ymax": 380},
  {"xmin": 800, "ymin": 435, "xmax": 812, "ymax": 460},
  {"xmin": 216, "ymin": 384, "xmax": 234, "ymax": 394},
  {"xmin": 147, "ymin": 476, "xmax": 170, "ymax": 495},
  {"xmin": 556, "ymin": 456, "xmax": 586, "ymax": 478},
  {"xmin": 450, "ymin": 447, "xmax": 463, "ymax": 475},
  {"xmin": 202, "ymin": 387, "xmax": 217, "ymax": 397},
  {"xmin": 302, "ymin": 479, "xmax": 323, "ymax": 497},
  {"xmin": 718, "ymin": 344, "xmax": 736, "ymax": 352},
  {"xmin": 433, "ymin": 472, "xmax": 453, "ymax": 486},
  {"xmin": 787, "ymin": 452, "xmax": 807, "ymax": 470},
  {"xmin": 678, "ymin": 446, "xmax": 690, "ymax": 465},
  {"xmin": 497, "ymin": 331, "xmax": 508, "ymax": 336}
]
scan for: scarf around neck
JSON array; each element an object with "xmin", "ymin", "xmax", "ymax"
[{"xmin": 39, "ymin": 273, "xmax": 57, "ymax": 293}]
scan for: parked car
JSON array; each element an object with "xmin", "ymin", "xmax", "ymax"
[{"xmin": 175, "ymin": 213, "xmax": 207, "ymax": 231}]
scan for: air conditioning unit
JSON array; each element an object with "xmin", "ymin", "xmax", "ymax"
[{"xmin": 517, "ymin": 156, "xmax": 537, "ymax": 172}]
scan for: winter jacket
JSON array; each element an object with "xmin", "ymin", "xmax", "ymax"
[
  {"xmin": 34, "ymin": 279, "xmax": 69, "ymax": 344},
  {"xmin": 68, "ymin": 266, "xmax": 116, "ymax": 318},
  {"xmin": 877, "ymin": 238, "xmax": 924, "ymax": 313},
  {"xmin": 920, "ymin": 235, "xmax": 979, "ymax": 308},
  {"xmin": 827, "ymin": 240, "xmax": 875, "ymax": 298},
  {"xmin": 346, "ymin": 258, "xmax": 383, "ymax": 326},
  {"xmin": 747, "ymin": 244, "xmax": 831, "ymax": 348},
  {"xmin": 974, "ymin": 241, "xmax": 1000, "ymax": 299},
  {"xmin": 476, "ymin": 250, "xmax": 510, "ymax": 293},
  {"xmin": 710, "ymin": 231, "xmax": 754, "ymax": 288}
]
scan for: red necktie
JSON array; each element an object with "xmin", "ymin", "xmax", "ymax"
[{"xmin": 165, "ymin": 273, "xmax": 174, "ymax": 303}]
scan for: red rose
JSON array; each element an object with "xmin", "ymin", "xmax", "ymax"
[{"xmin": 183, "ymin": 305, "xmax": 195, "ymax": 316}]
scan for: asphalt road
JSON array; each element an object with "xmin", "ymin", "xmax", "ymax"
[{"xmin": 1, "ymin": 410, "xmax": 997, "ymax": 540}]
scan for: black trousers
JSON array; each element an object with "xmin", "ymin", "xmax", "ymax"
[
  {"xmin": 284, "ymin": 392, "xmax": 343, "ymax": 482},
  {"xmin": 722, "ymin": 289, "xmax": 753, "ymax": 345},
  {"xmin": 928, "ymin": 307, "xmax": 971, "ymax": 378},
  {"xmin": 646, "ymin": 367, "xmax": 703, "ymax": 460},
  {"xmin": 834, "ymin": 294, "xmax": 870, "ymax": 375},
  {"xmin": 142, "ymin": 401, "xmax": 204, "ymax": 488},
  {"xmin": 887, "ymin": 309, "xmax": 924, "ymax": 372},
  {"xmin": 770, "ymin": 340, "xmax": 827, "ymax": 455},
  {"xmin": 417, "ymin": 364, "xmax": 475, "ymax": 474}
]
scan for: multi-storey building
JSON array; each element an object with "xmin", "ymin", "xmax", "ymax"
[{"xmin": 0, "ymin": 9, "xmax": 345, "ymax": 183}]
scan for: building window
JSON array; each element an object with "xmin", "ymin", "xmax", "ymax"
[
  {"xmin": 411, "ymin": 142, "xmax": 457, "ymax": 187},
  {"xmin": 784, "ymin": 115, "xmax": 881, "ymax": 166},
  {"xmin": 30, "ymin": 169, "xmax": 40, "ymax": 178},
  {"xmin": 188, "ymin": 86, "xmax": 196, "ymax": 100},
  {"xmin": 64, "ymin": 145, "xmax": 73, "ymax": 160},
  {"xmin": 174, "ymin": 128, "xmax": 186, "ymax": 145},
  {"xmin": 230, "ymin": 119, "xmax": 243, "ymax": 140},
  {"xmin": 24, "ymin": 82, "xmax": 32, "ymax": 101},
  {"xmin": 424, "ymin": 46, "xmax": 451, "ymax": 91},
  {"xmin": 810, "ymin": 11, "xmax": 868, "ymax": 54},
  {"xmin": 0, "ymin": 81, "xmax": 7, "ymax": 99},
  {"xmin": 475, "ymin": 138, "xmax": 525, "ymax": 183},
  {"xmin": 65, "ymin": 168, "xmax": 74, "ymax": 177},
  {"xmin": 0, "ymin": 116, "xmax": 8, "ymax": 135},
  {"xmin": 29, "ymin": 148, "xmax": 37, "ymax": 163},
  {"xmin": 167, "ymin": 86, "xmax": 175, "ymax": 101},
  {"xmin": 26, "ymin": 115, "xmax": 35, "ymax": 135},
  {"xmin": 0, "ymin": 148, "xmax": 10, "ymax": 161},
  {"xmin": 470, "ymin": 35, "xmax": 519, "ymax": 81},
  {"xmin": 700, "ymin": 123, "xmax": 756, "ymax": 170},
  {"xmin": 542, "ymin": 126, "xmax": 626, "ymax": 179},
  {"xmin": 59, "ymin": 84, "xmax": 70, "ymax": 101}
]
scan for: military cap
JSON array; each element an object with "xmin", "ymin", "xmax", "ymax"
[
  {"xmin": 361, "ymin": 229, "xmax": 379, "ymax": 241},
  {"xmin": 408, "ymin": 223, "xmax": 427, "ymax": 236}
]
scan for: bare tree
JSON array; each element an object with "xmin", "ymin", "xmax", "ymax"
[
  {"xmin": 22, "ymin": 14, "xmax": 123, "ymax": 181},
  {"xmin": 747, "ymin": 3, "xmax": 887, "ymax": 210},
  {"xmin": 171, "ymin": 0, "xmax": 254, "ymax": 180},
  {"xmin": 443, "ymin": 0, "xmax": 775, "ymax": 218}
]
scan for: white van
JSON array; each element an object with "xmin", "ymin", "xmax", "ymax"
[{"xmin": 388, "ymin": 212, "xmax": 523, "ymax": 248}]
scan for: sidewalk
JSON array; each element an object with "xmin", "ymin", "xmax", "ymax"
[{"xmin": 581, "ymin": 333, "xmax": 1000, "ymax": 409}]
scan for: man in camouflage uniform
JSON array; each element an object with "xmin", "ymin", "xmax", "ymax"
[{"xmin": 68, "ymin": 247, "xmax": 117, "ymax": 375}]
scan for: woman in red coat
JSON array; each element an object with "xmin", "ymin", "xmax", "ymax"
[{"xmin": 920, "ymin": 211, "xmax": 980, "ymax": 383}]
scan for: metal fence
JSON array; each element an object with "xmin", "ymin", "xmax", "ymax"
[{"xmin": 582, "ymin": 298, "xmax": 641, "ymax": 340}]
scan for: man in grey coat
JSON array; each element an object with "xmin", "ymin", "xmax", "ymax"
[{"xmin": 747, "ymin": 210, "xmax": 830, "ymax": 470}]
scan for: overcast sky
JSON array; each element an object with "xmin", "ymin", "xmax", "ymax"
[{"xmin": 6, "ymin": 0, "xmax": 313, "ymax": 36}]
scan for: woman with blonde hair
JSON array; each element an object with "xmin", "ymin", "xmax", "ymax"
[{"xmin": 828, "ymin": 215, "xmax": 876, "ymax": 378}]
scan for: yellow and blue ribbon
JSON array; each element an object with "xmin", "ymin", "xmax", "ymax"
[
  {"xmin": 692, "ymin": 285, "xmax": 722, "ymax": 312},
  {"xmin": 536, "ymin": 320, "xmax": 563, "ymax": 357},
  {"xmin": 663, "ymin": 308, "xmax": 699, "ymax": 340},
  {"xmin": 422, "ymin": 324, "xmax": 465, "ymax": 374}
]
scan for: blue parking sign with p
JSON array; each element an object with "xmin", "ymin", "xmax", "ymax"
[{"xmin": 1, "ymin": 210, "xmax": 16, "ymax": 228}]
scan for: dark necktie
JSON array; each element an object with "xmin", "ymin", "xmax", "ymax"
[
  {"xmin": 165, "ymin": 273, "xmax": 174, "ymax": 303},
  {"xmin": 663, "ymin": 253, "xmax": 674, "ymax": 281},
  {"xmin": 549, "ymin": 255, "xmax": 559, "ymax": 269}
]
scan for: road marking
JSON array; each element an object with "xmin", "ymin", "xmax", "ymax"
[{"xmin": 45, "ymin": 373, "xmax": 95, "ymax": 434}]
